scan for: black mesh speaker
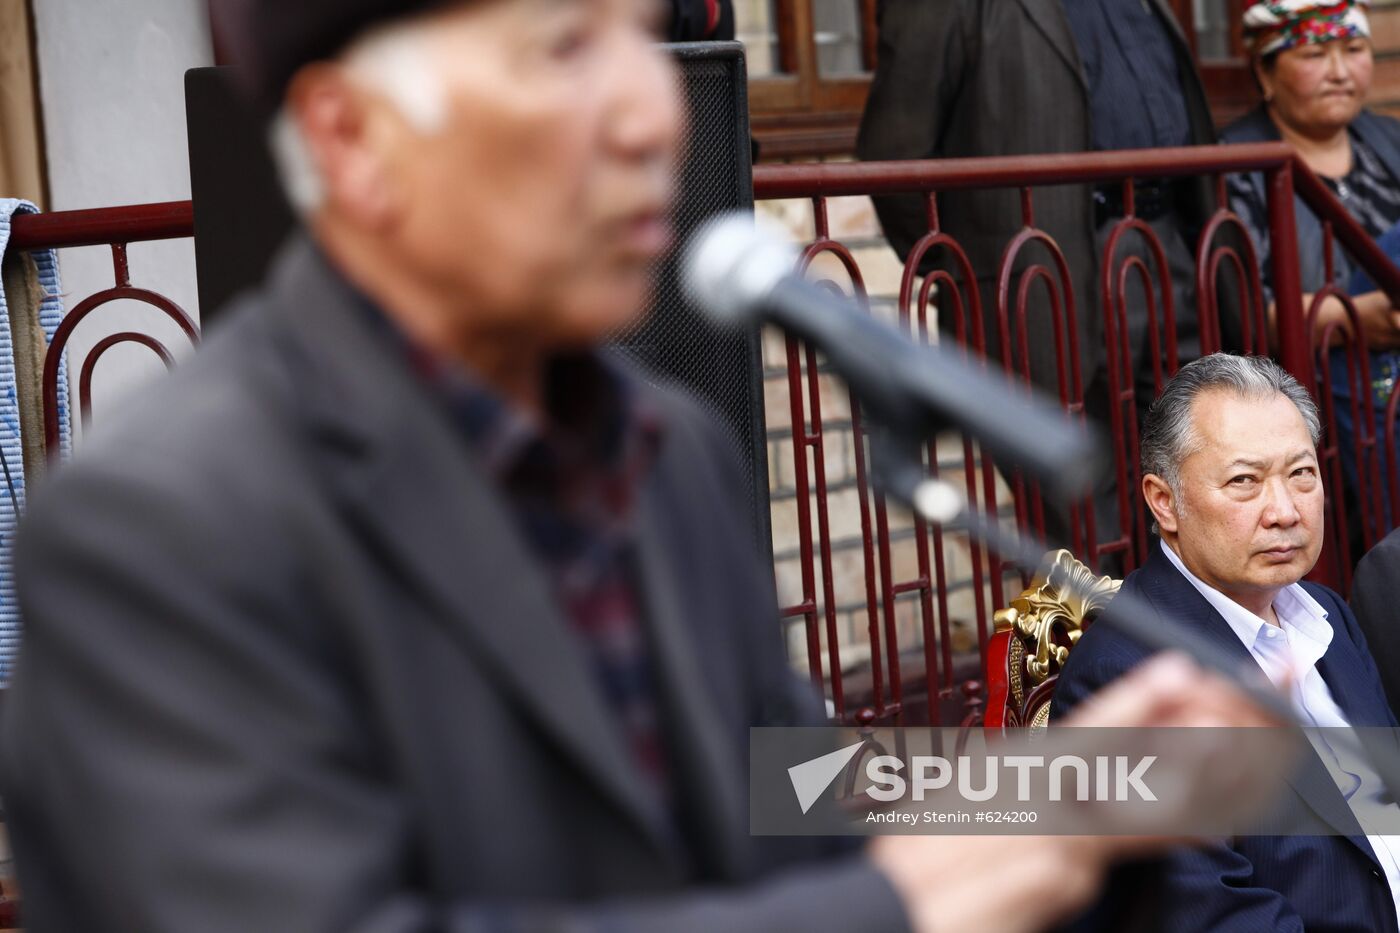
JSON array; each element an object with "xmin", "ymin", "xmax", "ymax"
[
  {"xmin": 186, "ymin": 45, "xmax": 769, "ymax": 553},
  {"xmin": 186, "ymin": 67, "xmax": 295, "ymax": 320},
  {"xmin": 614, "ymin": 42, "xmax": 769, "ymax": 557}
]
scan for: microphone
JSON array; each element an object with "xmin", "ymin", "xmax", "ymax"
[{"xmin": 684, "ymin": 212, "xmax": 1104, "ymax": 500}]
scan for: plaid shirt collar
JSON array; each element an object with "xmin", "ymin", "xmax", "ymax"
[
  {"xmin": 411, "ymin": 344, "xmax": 662, "ymax": 497},
  {"xmin": 351, "ymin": 290, "xmax": 663, "ymax": 504}
]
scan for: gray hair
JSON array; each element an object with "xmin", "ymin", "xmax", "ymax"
[
  {"xmin": 1140, "ymin": 353, "xmax": 1322, "ymax": 498},
  {"xmin": 268, "ymin": 18, "xmax": 450, "ymax": 215}
]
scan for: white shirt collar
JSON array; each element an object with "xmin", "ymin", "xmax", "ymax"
[{"xmin": 1158, "ymin": 538, "xmax": 1332, "ymax": 665}]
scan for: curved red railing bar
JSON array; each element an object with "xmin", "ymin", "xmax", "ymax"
[
  {"xmin": 1095, "ymin": 180, "xmax": 1178, "ymax": 569},
  {"xmin": 998, "ymin": 221, "xmax": 1084, "ymax": 553},
  {"xmin": 1308, "ymin": 222, "xmax": 1387, "ymax": 586},
  {"xmin": 1100, "ymin": 246, "xmax": 1157, "ymax": 566},
  {"xmin": 900, "ymin": 201, "xmax": 994, "ymax": 720},
  {"xmin": 1312, "ymin": 311, "xmax": 1366, "ymax": 588},
  {"xmin": 805, "ymin": 200, "xmax": 916, "ymax": 725},
  {"xmin": 1193, "ymin": 178, "xmax": 1268, "ymax": 359},
  {"xmin": 12, "ymin": 204, "xmax": 200, "ymax": 458},
  {"xmin": 77, "ymin": 332, "xmax": 176, "ymax": 430},
  {"xmin": 786, "ymin": 198, "xmax": 880, "ymax": 720},
  {"xmin": 38, "ymin": 242, "xmax": 199, "ymax": 457},
  {"xmin": 904, "ymin": 215, "xmax": 1007, "ymax": 662}
]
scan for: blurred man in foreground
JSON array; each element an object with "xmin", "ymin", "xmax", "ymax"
[
  {"xmin": 1055, "ymin": 353, "xmax": 1400, "ymax": 931},
  {"xmin": 1, "ymin": 3, "xmax": 1283, "ymax": 932}
]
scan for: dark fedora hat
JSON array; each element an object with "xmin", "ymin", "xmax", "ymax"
[{"xmin": 209, "ymin": 0, "xmax": 461, "ymax": 116}]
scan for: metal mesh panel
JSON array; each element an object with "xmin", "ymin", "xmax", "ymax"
[{"xmin": 612, "ymin": 42, "xmax": 770, "ymax": 555}]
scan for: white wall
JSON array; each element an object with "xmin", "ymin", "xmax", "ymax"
[{"xmin": 30, "ymin": 0, "xmax": 212, "ymax": 423}]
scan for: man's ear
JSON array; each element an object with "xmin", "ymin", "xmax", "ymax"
[
  {"xmin": 1143, "ymin": 473, "xmax": 1179, "ymax": 535},
  {"xmin": 286, "ymin": 65, "xmax": 402, "ymax": 232}
]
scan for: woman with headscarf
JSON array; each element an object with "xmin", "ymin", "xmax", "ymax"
[{"xmin": 1223, "ymin": 0, "xmax": 1400, "ymax": 537}]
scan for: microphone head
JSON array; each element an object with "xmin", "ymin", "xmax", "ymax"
[{"xmin": 683, "ymin": 211, "xmax": 799, "ymax": 328}]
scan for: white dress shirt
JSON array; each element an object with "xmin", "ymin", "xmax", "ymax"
[{"xmin": 1161, "ymin": 540, "xmax": 1400, "ymax": 925}]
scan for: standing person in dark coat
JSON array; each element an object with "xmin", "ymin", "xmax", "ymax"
[
  {"xmin": 857, "ymin": 0, "xmax": 1227, "ymax": 563},
  {"xmin": 0, "ymin": 2, "xmax": 1287, "ymax": 932}
]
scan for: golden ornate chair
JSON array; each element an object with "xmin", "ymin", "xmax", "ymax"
[{"xmin": 983, "ymin": 550, "xmax": 1121, "ymax": 734}]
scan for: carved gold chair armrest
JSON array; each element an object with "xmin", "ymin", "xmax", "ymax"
[{"xmin": 982, "ymin": 550, "xmax": 1121, "ymax": 736}]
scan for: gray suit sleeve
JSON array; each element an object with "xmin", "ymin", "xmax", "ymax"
[
  {"xmin": 856, "ymin": 0, "xmax": 972, "ymax": 264},
  {"xmin": 0, "ymin": 462, "xmax": 910, "ymax": 933}
]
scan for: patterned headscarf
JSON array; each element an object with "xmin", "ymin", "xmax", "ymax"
[{"xmin": 1243, "ymin": 0, "xmax": 1371, "ymax": 57}]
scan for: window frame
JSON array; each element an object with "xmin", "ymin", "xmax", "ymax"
[
  {"xmin": 747, "ymin": 0, "xmax": 876, "ymax": 159},
  {"xmin": 1170, "ymin": 0, "xmax": 1259, "ymax": 127}
]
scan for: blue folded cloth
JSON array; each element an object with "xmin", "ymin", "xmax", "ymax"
[
  {"xmin": 0, "ymin": 199, "xmax": 70, "ymax": 681},
  {"xmin": 1348, "ymin": 219, "xmax": 1400, "ymax": 295}
]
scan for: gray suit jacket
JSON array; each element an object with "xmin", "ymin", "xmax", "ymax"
[
  {"xmin": 0, "ymin": 239, "xmax": 909, "ymax": 933},
  {"xmin": 856, "ymin": 0, "xmax": 1216, "ymax": 388}
]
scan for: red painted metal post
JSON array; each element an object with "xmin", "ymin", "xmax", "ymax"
[
  {"xmin": 1267, "ymin": 162, "xmax": 1311, "ymax": 387},
  {"xmin": 1267, "ymin": 161, "xmax": 1342, "ymax": 587}
]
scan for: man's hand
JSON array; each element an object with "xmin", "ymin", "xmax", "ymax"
[{"xmin": 868, "ymin": 652, "xmax": 1286, "ymax": 933}]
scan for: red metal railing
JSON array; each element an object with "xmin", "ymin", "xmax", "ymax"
[
  {"xmin": 10, "ymin": 201, "xmax": 200, "ymax": 455},
  {"xmin": 10, "ymin": 144, "xmax": 1400, "ymax": 731},
  {"xmin": 9, "ymin": 201, "xmax": 193, "ymax": 251},
  {"xmin": 754, "ymin": 142, "xmax": 1400, "ymax": 727}
]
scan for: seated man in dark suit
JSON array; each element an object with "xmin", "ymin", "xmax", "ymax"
[
  {"xmin": 0, "ymin": 3, "xmax": 1292, "ymax": 933},
  {"xmin": 1054, "ymin": 353, "xmax": 1400, "ymax": 932},
  {"xmin": 1351, "ymin": 528, "xmax": 1400, "ymax": 718}
]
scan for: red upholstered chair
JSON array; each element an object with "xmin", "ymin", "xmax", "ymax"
[{"xmin": 983, "ymin": 550, "xmax": 1121, "ymax": 735}]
